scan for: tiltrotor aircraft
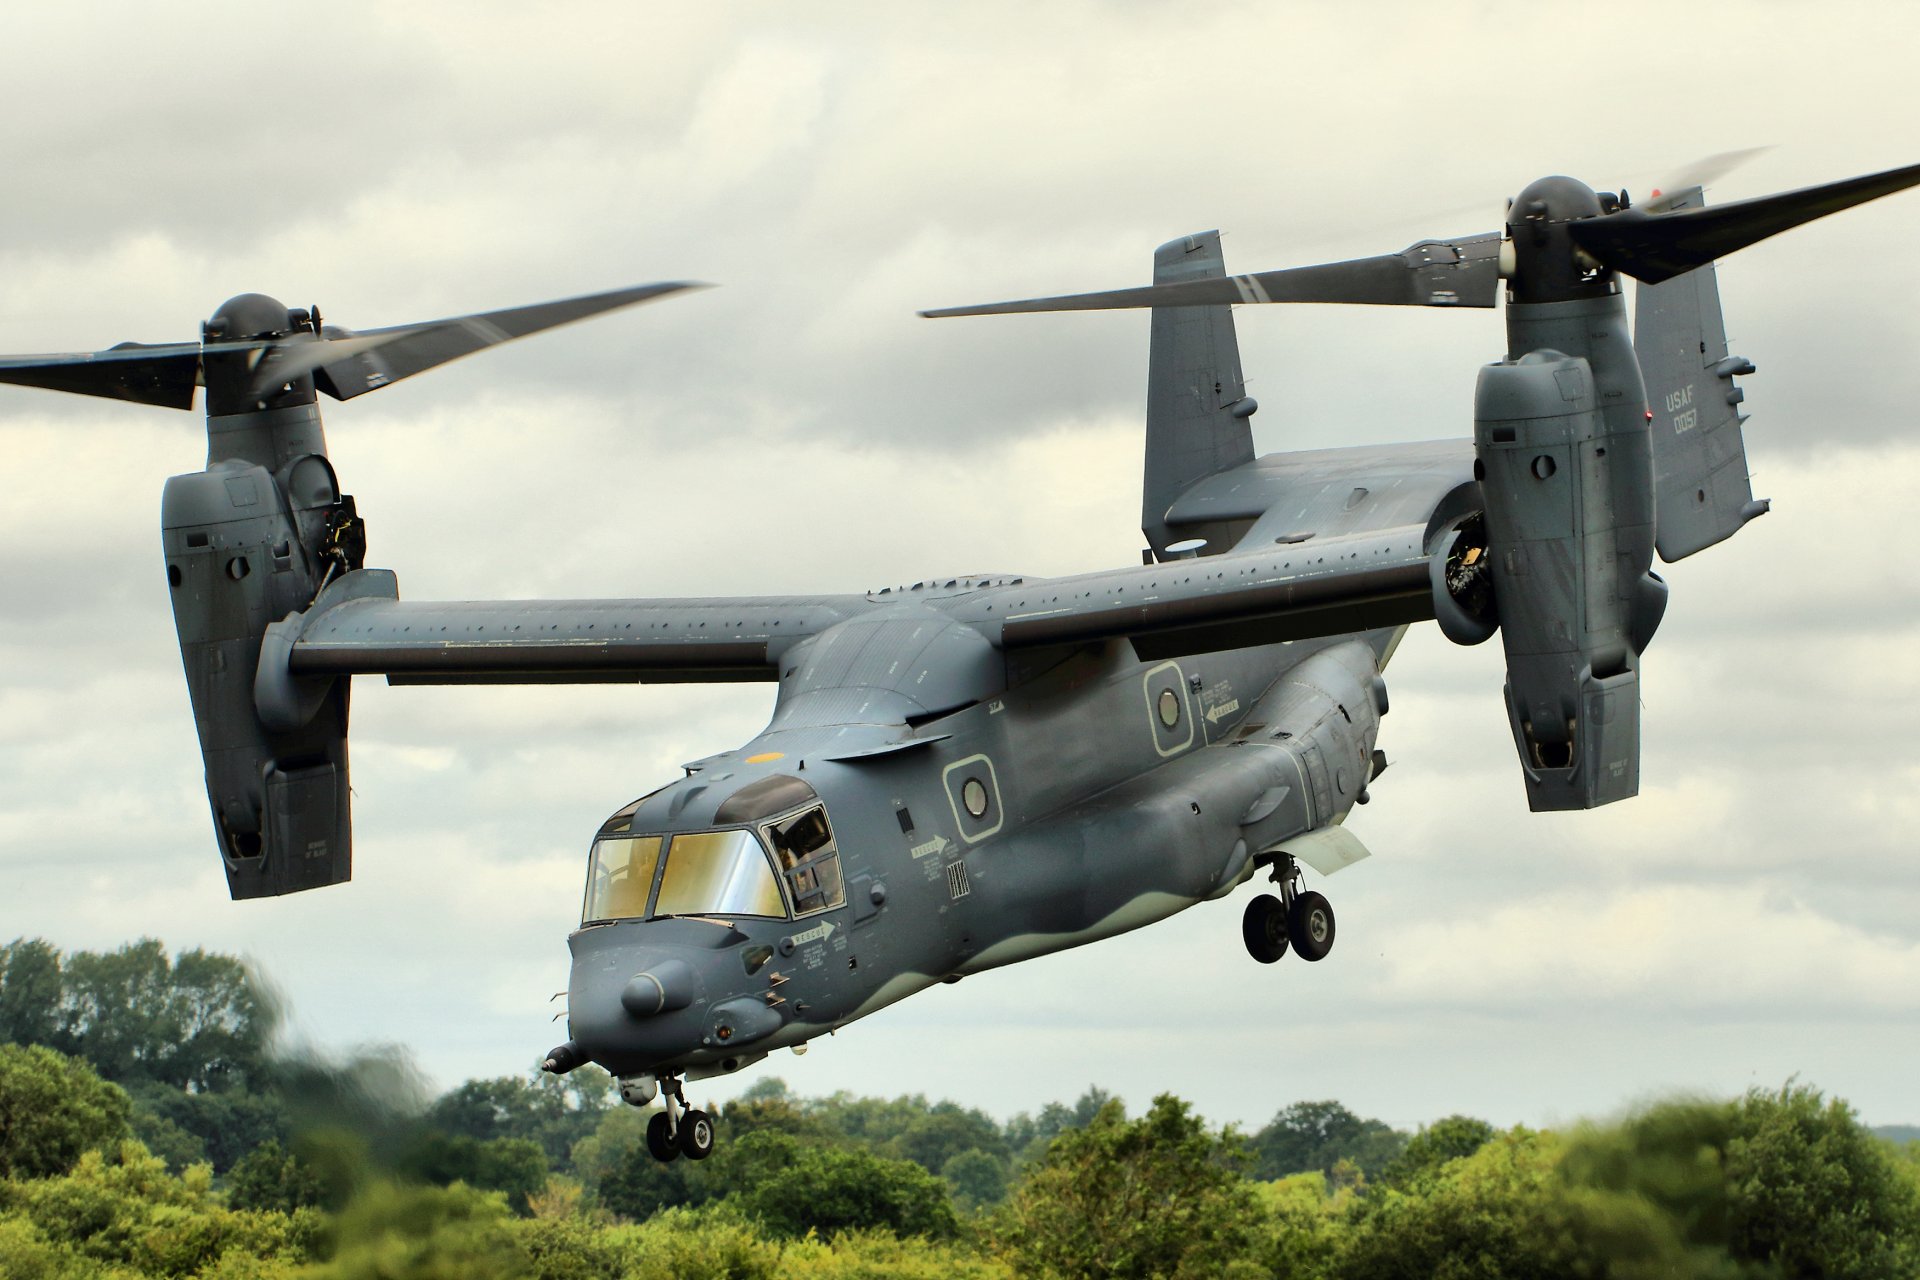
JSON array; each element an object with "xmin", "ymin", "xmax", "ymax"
[{"xmin": 3, "ymin": 158, "xmax": 1915, "ymax": 1165}]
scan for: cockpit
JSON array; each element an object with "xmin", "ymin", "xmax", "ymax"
[{"xmin": 581, "ymin": 775, "xmax": 847, "ymax": 925}]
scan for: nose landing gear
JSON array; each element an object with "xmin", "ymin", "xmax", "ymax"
[
  {"xmin": 622, "ymin": 1072, "xmax": 717, "ymax": 1163},
  {"xmin": 1242, "ymin": 852, "xmax": 1335, "ymax": 964}
]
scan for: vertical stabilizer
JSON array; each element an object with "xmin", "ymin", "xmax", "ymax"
[
  {"xmin": 1143, "ymin": 232, "xmax": 1256, "ymax": 558},
  {"xmin": 1633, "ymin": 188, "xmax": 1768, "ymax": 561}
]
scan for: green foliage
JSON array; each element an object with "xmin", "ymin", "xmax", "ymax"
[
  {"xmin": 1724, "ymin": 1083, "xmax": 1920, "ymax": 1278},
  {"xmin": 730, "ymin": 1130, "xmax": 959, "ymax": 1239},
  {"xmin": 779, "ymin": 1226, "xmax": 1016, "ymax": 1279},
  {"xmin": 1003, "ymin": 1086, "xmax": 1113, "ymax": 1161},
  {"xmin": 1375, "ymin": 1114, "xmax": 1497, "ymax": 1191},
  {"xmin": 614, "ymin": 1204, "xmax": 785, "ymax": 1279},
  {"xmin": 888, "ymin": 1102, "xmax": 1008, "ymax": 1173},
  {"xmin": 0, "ymin": 938, "xmax": 277, "ymax": 1094},
  {"xmin": 513, "ymin": 1213, "xmax": 632, "ymax": 1279},
  {"xmin": 400, "ymin": 1132, "xmax": 552, "ymax": 1216},
  {"xmin": 0, "ymin": 941, "xmax": 66, "ymax": 1054},
  {"xmin": 1335, "ymin": 1127, "xmax": 1575, "ymax": 1280},
  {"xmin": 0, "ymin": 1213, "xmax": 128, "ymax": 1280},
  {"xmin": 0, "ymin": 1043, "xmax": 132, "ymax": 1178},
  {"xmin": 943, "ymin": 1147, "xmax": 1009, "ymax": 1209},
  {"xmin": 996, "ymin": 1095, "xmax": 1260, "ymax": 1279},
  {"xmin": 594, "ymin": 1114, "xmax": 712, "ymax": 1220},
  {"xmin": 128, "ymin": 1081, "xmax": 291, "ymax": 1174},
  {"xmin": 125, "ymin": 1104, "xmax": 206, "ymax": 1174},
  {"xmin": 227, "ymin": 1139, "xmax": 327, "ymax": 1214},
  {"xmin": 1, "ymin": 1140, "xmax": 322, "ymax": 1277},
  {"xmin": 305, "ymin": 1179, "xmax": 528, "ymax": 1280},
  {"xmin": 1249, "ymin": 1098, "xmax": 1408, "ymax": 1183},
  {"xmin": 422, "ymin": 1068, "xmax": 613, "ymax": 1172},
  {"xmin": 1252, "ymin": 1172, "xmax": 1346, "ymax": 1280}
]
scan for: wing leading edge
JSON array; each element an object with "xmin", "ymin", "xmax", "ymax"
[
  {"xmin": 280, "ymin": 571, "xmax": 871, "ymax": 685},
  {"xmin": 951, "ymin": 525, "xmax": 1437, "ymax": 660}
]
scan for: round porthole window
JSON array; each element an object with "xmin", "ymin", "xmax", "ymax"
[
  {"xmin": 1157, "ymin": 688, "xmax": 1181, "ymax": 728},
  {"xmin": 962, "ymin": 778, "xmax": 990, "ymax": 819}
]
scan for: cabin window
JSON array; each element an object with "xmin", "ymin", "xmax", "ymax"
[
  {"xmin": 764, "ymin": 804, "xmax": 846, "ymax": 917},
  {"xmin": 654, "ymin": 829, "xmax": 787, "ymax": 919},
  {"xmin": 583, "ymin": 835, "xmax": 663, "ymax": 923}
]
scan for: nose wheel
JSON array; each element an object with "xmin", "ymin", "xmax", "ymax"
[
  {"xmin": 1243, "ymin": 853, "xmax": 1335, "ymax": 964},
  {"xmin": 632, "ymin": 1073, "xmax": 717, "ymax": 1163}
]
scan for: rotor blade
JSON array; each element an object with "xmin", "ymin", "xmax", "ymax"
[
  {"xmin": 0, "ymin": 341, "xmax": 207, "ymax": 409},
  {"xmin": 1640, "ymin": 146, "xmax": 1773, "ymax": 214},
  {"xmin": 1572, "ymin": 160, "xmax": 1920, "ymax": 284},
  {"xmin": 921, "ymin": 234, "xmax": 1503, "ymax": 318},
  {"xmin": 255, "ymin": 281, "xmax": 708, "ymax": 401}
]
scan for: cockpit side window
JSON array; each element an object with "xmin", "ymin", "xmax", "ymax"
[
  {"xmin": 764, "ymin": 804, "xmax": 847, "ymax": 917},
  {"xmin": 654, "ymin": 829, "xmax": 787, "ymax": 919},
  {"xmin": 583, "ymin": 835, "xmax": 663, "ymax": 923}
]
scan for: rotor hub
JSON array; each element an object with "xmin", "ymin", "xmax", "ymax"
[
  {"xmin": 1505, "ymin": 176, "xmax": 1614, "ymax": 305},
  {"xmin": 206, "ymin": 293, "xmax": 295, "ymax": 341}
]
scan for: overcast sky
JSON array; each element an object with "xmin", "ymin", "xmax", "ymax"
[{"xmin": 2, "ymin": 2, "xmax": 1918, "ymax": 1136}]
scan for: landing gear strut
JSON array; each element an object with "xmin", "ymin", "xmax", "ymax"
[
  {"xmin": 633, "ymin": 1073, "xmax": 716, "ymax": 1163},
  {"xmin": 1243, "ymin": 853, "xmax": 1335, "ymax": 964}
]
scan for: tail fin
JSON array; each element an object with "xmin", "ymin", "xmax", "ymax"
[
  {"xmin": 1633, "ymin": 189, "xmax": 1769, "ymax": 561},
  {"xmin": 1143, "ymin": 232, "xmax": 1256, "ymax": 558}
]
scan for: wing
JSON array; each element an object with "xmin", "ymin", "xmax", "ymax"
[
  {"xmin": 275, "ymin": 571, "xmax": 870, "ymax": 686},
  {"xmin": 950, "ymin": 524, "xmax": 1437, "ymax": 661}
]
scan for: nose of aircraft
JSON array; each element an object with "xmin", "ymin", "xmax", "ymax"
[{"xmin": 566, "ymin": 925, "xmax": 712, "ymax": 1075}]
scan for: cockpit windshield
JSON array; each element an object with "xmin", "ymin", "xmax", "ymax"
[
  {"xmin": 581, "ymin": 775, "xmax": 851, "ymax": 925},
  {"xmin": 583, "ymin": 835, "xmax": 661, "ymax": 923},
  {"xmin": 582, "ymin": 828, "xmax": 785, "ymax": 924},
  {"xmin": 655, "ymin": 829, "xmax": 786, "ymax": 918}
]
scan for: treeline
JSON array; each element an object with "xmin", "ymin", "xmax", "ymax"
[{"xmin": 5, "ymin": 937, "xmax": 1920, "ymax": 1278}]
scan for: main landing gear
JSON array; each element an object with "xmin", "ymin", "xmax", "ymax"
[
  {"xmin": 624, "ymin": 1072, "xmax": 716, "ymax": 1163},
  {"xmin": 1242, "ymin": 852, "xmax": 1334, "ymax": 965}
]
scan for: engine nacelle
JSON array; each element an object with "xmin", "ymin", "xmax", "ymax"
[
  {"xmin": 1452, "ymin": 346, "xmax": 1667, "ymax": 810},
  {"xmin": 161, "ymin": 427, "xmax": 363, "ymax": 897}
]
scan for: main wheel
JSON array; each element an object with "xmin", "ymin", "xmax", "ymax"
[
  {"xmin": 1242, "ymin": 893, "xmax": 1289, "ymax": 964},
  {"xmin": 1289, "ymin": 891, "xmax": 1335, "ymax": 962},
  {"xmin": 678, "ymin": 1108, "xmax": 716, "ymax": 1160},
  {"xmin": 645, "ymin": 1110, "xmax": 680, "ymax": 1163}
]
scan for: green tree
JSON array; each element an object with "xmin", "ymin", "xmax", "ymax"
[
  {"xmin": 890, "ymin": 1103, "xmax": 1007, "ymax": 1173},
  {"xmin": 1250, "ymin": 1099, "xmax": 1407, "ymax": 1182},
  {"xmin": 127, "ymin": 1081, "xmax": 290, "ymax": 1174},
  {"xmin": 1004, "ymin": 1086, "xmax": 1114, "ymax": 1159},
  {"xmin": 423, "ymin": 1068, "xmax": 611, "ymax": 1172},
  {"xmin": 1723, "ymin": 1083, "xmax": 1920, "ymax": 1278},
  {"xmin": 598, "ymin": 1142, "xmax": 705, "ymax": 1221},
  {"xmin": 0, "ymin": 937, "xmax": 277, "ymax": 1094},
  {"xmin": 0, "ymin": 940, "xmax": 68, "ymax": 1053},
  {"xmin": 731, "ymin": 1131, "xmax": 958, "ymax": 1239},
  {"xmin": 227, "ymin": 1139, "xmax": 327, "ymax": 1214},
  {"xmin": 3, "ymin": 1141, "xmax": 320, "ymax": 1276},
  {"xmin": 400, "ymin": 1132, "xmax": 552, "ymax": 1216},
  {"xmin": 942, "ymin": 1147, "xmax": 1009, "ymax": 1209},
  {"xmin": 308, "ymin": 1179, "xmax": 528, "ymax": 1280},
  {"xmin": 0, "ymin": 1044, "xmax": 132, "ymax": 1179},
  {"xmin": 1376, "ymin": 1114, "xmax": 1497, "ymax": 1191},
  {"xmin": 996, "ymin": 1095, "xmax": 1260, "ymax": 1279},
  {"xmin": 1335, "ymin": 1127, "xmax": 1576, "ymax": 1280}
]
